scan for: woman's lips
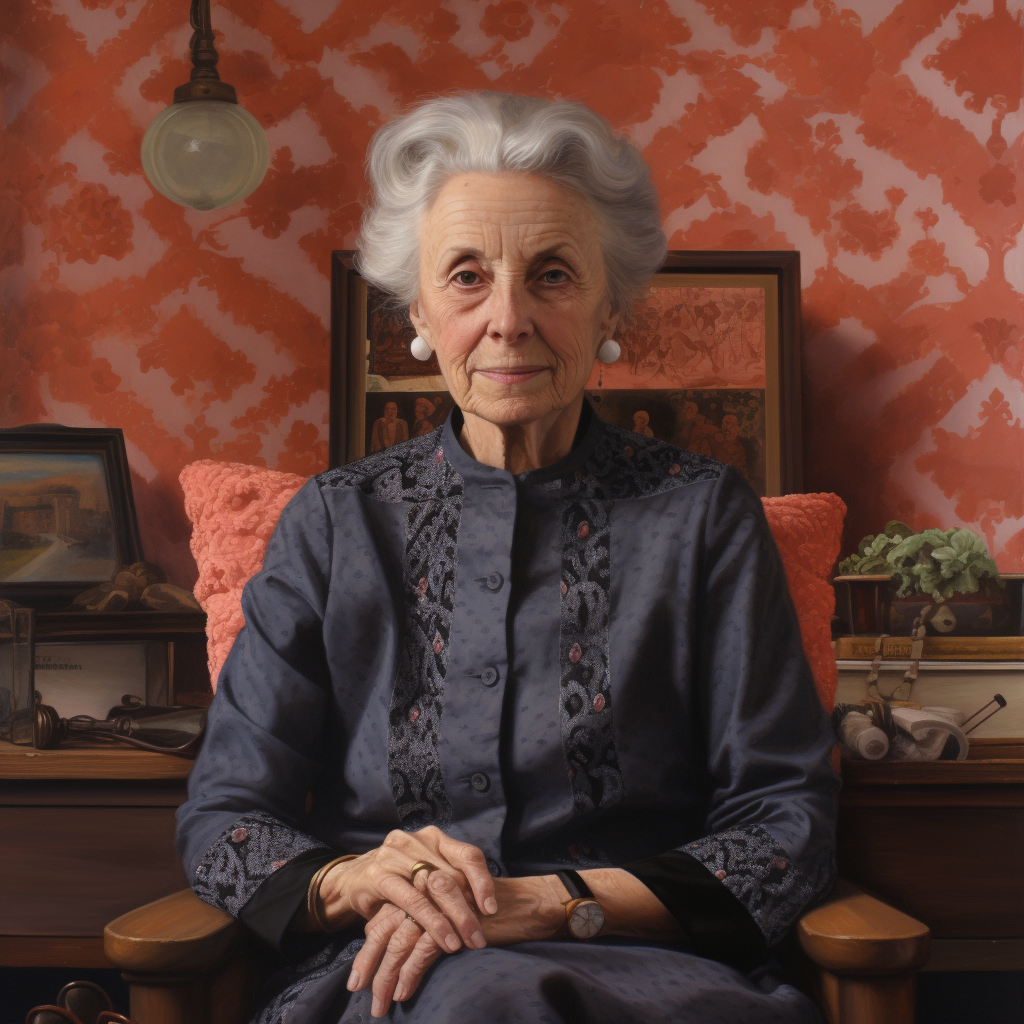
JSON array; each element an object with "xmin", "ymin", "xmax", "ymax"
[{"xmin": 476, "ymin": 367, "xmax": 548, "ymax": 384}]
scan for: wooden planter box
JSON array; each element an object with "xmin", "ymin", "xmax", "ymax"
[{"xmin": 833, "ymin": 574, "xmax": 1024, "ymax": 637}]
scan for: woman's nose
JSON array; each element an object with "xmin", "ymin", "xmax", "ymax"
[{"xmin": 486, "ymin": 281, "xmax": 534, "ymax": 345}]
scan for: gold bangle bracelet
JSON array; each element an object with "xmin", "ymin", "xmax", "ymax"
[{"xmin": 307, "ymin": 854, "xmax": 360, "ymax": 932}]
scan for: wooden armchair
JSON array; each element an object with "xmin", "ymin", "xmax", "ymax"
[{"xmin": 104, "ymin": 879, "xmax": 928, "ymax": 1024}]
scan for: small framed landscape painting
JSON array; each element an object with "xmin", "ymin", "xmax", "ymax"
[
  {"xmin": 0, "ymin": 426, "xmax": 143, "ymax": 608},
  {"xmin": 330, "ymin": 250, "xmax": 801, "ymax": 495}
]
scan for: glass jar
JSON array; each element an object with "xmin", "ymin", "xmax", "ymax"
[{"xmin": 0, "ymin": 600, "xmax": 36, "ymax": 745}]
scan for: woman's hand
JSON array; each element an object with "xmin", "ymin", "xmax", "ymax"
[
  {"xmin": 317, "ymin": 826, "xmax": 498, "ymax": 954},
  {"xmin": 476, "ymin": 874, "xmax": 566, "ymax": 945},
  {"xmin": 349, "ymin": 904, "xmax": 445, "ymax": 1019},
  {"xmin": 349, "ymin": 875, "xmax": 567, "ymax": 1017}
]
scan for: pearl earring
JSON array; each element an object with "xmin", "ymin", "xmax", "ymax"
[
  {"xmin": 596, "ymin": 339, "xmax": 620, "ymax": 364},
  {"xmin": 410, "ymin": 336, "xmax": 432, "ymax": 361}
]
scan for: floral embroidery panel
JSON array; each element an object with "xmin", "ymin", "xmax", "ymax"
[
  {"xmin": 192, "ymin": 811, "xmax": 328, "ymax": 918},
  {"xmin": 682, "ymin": 824, "xmax": 835, "ymax": 946}
]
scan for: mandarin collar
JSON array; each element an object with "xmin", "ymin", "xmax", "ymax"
[{"xmin": 440, "ymin": 397, "xmax": 605, "ymax": 489}]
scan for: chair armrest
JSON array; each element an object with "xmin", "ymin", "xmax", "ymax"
[
  {"xmin": 797, "ymin": 879, "xmax": 929, "ymax": 974},
  {"xmin": 104, "ymin": 889, "xmax": 242, "ymax": 974}
]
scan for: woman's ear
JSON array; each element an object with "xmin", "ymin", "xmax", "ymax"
[
  {"xmin": 600, "ymin": 299, "xmax": 622, "ymax": 342},
  {"xmin": 408, "ymin": 300, "xmax": 430, "ymax": 345}
]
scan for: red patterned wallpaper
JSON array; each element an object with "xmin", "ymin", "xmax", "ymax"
[{"xmin": 2, "ymin": 0, "xmax": 1022, "ymax": 587}]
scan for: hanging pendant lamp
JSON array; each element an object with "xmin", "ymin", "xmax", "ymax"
[{"xmin": 141, "ymin": 0, "xmax": 269, "ymax": 211}]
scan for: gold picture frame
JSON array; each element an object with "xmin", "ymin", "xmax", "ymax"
[{"xmin": 330, "ymin": 250, "xmax": 802, "ymax": 494}]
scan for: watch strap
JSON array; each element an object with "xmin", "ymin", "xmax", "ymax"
[{"xmin": 555, "ymin": 868, "xmax": 593, "ymax": 901}]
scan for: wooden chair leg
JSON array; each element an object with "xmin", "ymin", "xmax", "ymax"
[
  {"xmin": 797, "ymin": 879, "xmax": 929, "ymax": 1024},
  {"xmin": 818, "ymin": 970, "xmax": 915, "ymax": 1024},
  {"xmin": 122, "ymin": 972, "xmax": 210, "ymax": 1024},
  {"xmin": 123, "ymin": 949, "xmax": 253, "ymax": 1024}
]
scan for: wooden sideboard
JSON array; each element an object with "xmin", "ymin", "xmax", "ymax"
[
  {"xmin": 838, "ymin": 753, "xmax": 1024, "ymax": 972},
  {"xmin": 0, "ymin": 740, "xmax": 191, "ymax": 968},
  {"xmin": 3, "ymin": 739, "xmax": 1021, "ymax": 974}
]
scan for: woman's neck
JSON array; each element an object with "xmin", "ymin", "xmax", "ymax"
[{"xmin": 457, "ymin": 394, "xmax": 586, "ymax": 474}]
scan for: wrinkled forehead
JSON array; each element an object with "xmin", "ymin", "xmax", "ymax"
[{"xmin": 418, "ymin": 172, "xmax": 602, "ymax": 268}]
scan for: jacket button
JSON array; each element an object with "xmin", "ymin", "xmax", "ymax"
[
  {"xmin": 470, "ymin": 772, "xmax": 490, "ymax": 792},
  {"xmin": 485, "ymin": 572, "xmax": 504, "ymax": 591},
  {"xmin": 486, "ymin": 857, "xmax": 502, "ymax": 876},
  {"xmin": 480, "ymin": 666, "xmax": 499, "ymax": 686}
]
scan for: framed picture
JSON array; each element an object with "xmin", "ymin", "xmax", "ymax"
[
  {"xmin": 330, "ymin": 250, "xmax": 802, "ymax": 494},
  {"xmin": 32, "ymin": 641, "xmax": 168, "ymax": 722},
  {"xmin": 0, "ymin": 426, "xmax": 143, "ymax": 608}
]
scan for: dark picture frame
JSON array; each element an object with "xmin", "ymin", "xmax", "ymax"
[
  {"xmin": 330, "ymin": 250, "xmax": 802, "ymax": 494},
  {"xmin": 0, "ymin": 425, "xmax": 143, "ymax": 608}
]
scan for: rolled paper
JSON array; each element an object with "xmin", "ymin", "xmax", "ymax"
[
  {"xmin": 838, "ymin": 711, "xmax": 889, "ymax": 760},
  {"xmin": 890, "ymin": 706, "xmax": 968, "ymax": 761}
]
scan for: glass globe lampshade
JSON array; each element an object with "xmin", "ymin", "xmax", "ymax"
[{"xmin": 141, "ymin": 99, "xmax": 269, "ymax": 211}]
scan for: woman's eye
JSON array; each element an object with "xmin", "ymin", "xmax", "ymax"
[
  {"xmin": 541, "ymin": 269, "xmax": 569, "ymax": 284},
  {"xmin": 454, "ymin": 271, "xmax": 479, "ymax": 285}
]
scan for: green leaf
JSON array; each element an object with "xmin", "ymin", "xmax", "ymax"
[
  {"xmin": 866, "ymin": 533, "xmax": 893, "ymax": 557},
  {"xmin": 951, "ymin": 530, "xmax": 988, "ymax": 556},
  {"xmin": 893, "ymin": 571, "xmax": 916, "ymax": 598},
  {"xmin": 857, "ymin": 555, "xmax": 889, "ymax": 574},
  {"xmin": 883, "ymin": 520, "xmax": 915, "ymax": 540},
  {"xmin": 886, "ymin": 534, "xmax": 930, "ymax": 561},
  {"xmin": 950, "ymin": 567, "xmax": 980, "ymax": 594},
  {"xmin": 857, "ymin": 535, "xmax": 877, "ymax": 557},
  {"xmin": 977, "ymin": 555, "xmax": 1000, "ymax": 577}
]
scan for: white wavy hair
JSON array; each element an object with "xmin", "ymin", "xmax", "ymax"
[{"xmin": 355, "ymin": 91, "xmax": 666, "ymax": 314}]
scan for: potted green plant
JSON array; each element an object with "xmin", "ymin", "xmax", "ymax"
[{"xmin": 836, "ymin": 521, "xmax": 1015, "ymax": 635}]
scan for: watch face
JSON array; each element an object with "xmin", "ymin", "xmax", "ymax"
[{"xmin": 568, "ymin": 899, "xmax": 605, "ymax": 939}]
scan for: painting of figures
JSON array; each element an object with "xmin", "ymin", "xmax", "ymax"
[
  {"xmin": 586, "ymin": 389, "xmax": 767, "ymax": 495},
  {"xmin": 365, "ymin": 285, "xmax": 439, "ymax": 382},
  {"xmin": 0, "ymin": 452, "xmax": 116, "ymax": 583},
  {"xmin": 585, "ymin": 274, "xmax": 774, "ymax": 392},
  {"xmin": 364, "ymin": 391, "xmax": 455, "ymax": 455}
]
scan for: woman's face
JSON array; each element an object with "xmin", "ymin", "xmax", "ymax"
[{"xmin": 408, "ymin": 172, "xmax": 619, "ymax": 428}]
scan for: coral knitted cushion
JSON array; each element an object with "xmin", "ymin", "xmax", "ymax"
[
  {"xmin": 181, "ymin": 459, "xmax": 846, "ymax": 707},
  {"xmin": 762, "ymin": 492, "xmax": 847, "ymax": 712},
  {"xmin": 180, "ymin": 460, "xmax": 305, "ymax": 689}
]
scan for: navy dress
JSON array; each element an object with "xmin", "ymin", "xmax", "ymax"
[{"xmin": 176, "ymin": 398, "xmax": 839, "ymax": 1024}]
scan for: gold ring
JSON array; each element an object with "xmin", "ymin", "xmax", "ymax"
[{"xmin": 409, "ymin": 860, "xmax": 437, "ymax": 884}]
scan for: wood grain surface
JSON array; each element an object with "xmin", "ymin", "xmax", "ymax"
[
  {"xmin": 838, "ymin": 756, "xmax": 1024, "ymax": 941},
  {"xmin": 105, "ymin": 889, "xmax": 239, "ymax": 973},
  {"xmin": 0, "ymin": 740, "xmax": 193, "ymax": 780},
  {"xmin": 797, "ymin": 879, "xmax": 929, "ymax": 974},
  {"xmin": 841, "ymin": 757, "xmax": 1024, "ymax": 787},
  {"xmin": 0, "ymin": 805, "xmax": 189, "ymax": 937},
  {"xmin": 0, "ymin": 935, "xmax": 110, "ymax": 968}
]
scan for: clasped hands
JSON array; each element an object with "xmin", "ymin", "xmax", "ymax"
[{"xmin": 298, "ymin": 826, "xmax": 568, "ymax": 1018}]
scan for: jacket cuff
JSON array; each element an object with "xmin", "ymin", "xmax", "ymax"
[
  {"xmin": 680, "ymin": 823, "xmax": 835, "ymax": 947},
  {"xmin": 622, "ymin": 849, "xmax": 767, "ymax": 970},
  {"xmin": 192, "ymin": 811, "xmax": 330, "ymax": 919},
  {"xmin": 237, "ymin": 849, "xmax": 335, "ymax": 950}
]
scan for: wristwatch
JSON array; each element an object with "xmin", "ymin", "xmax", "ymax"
[{"xmin": 555, "ymin": 869, "xmax": 605, "ymax": 940}]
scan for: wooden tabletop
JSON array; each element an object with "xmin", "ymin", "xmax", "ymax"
[
  {"xmin": 841, "ymin": 756, "xmax": 1024, "ymax": 786},
  {"xmin": 0, "ymin": 739, "xmax": 193, "ymax": 780},
  {"xmin": 34, "ymin": 609, "xmax": 206, "ymax": 642}
]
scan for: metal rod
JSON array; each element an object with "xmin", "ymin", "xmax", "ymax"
[
  {"xmin": 174, "ymin": 0, "xmax": 237, "ymax": 103},
  {"xmin": 189, "ymin": 0, "xmax": 220, "ymax": 82},
  {"xmin": 962, "ymin": 694, "xmax": 1007, "ymax": 735}
]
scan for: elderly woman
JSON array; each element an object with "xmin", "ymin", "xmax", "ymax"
[{"xmin": 177, "ymin": 91, "xmax": 838, "ymax": 1024}]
